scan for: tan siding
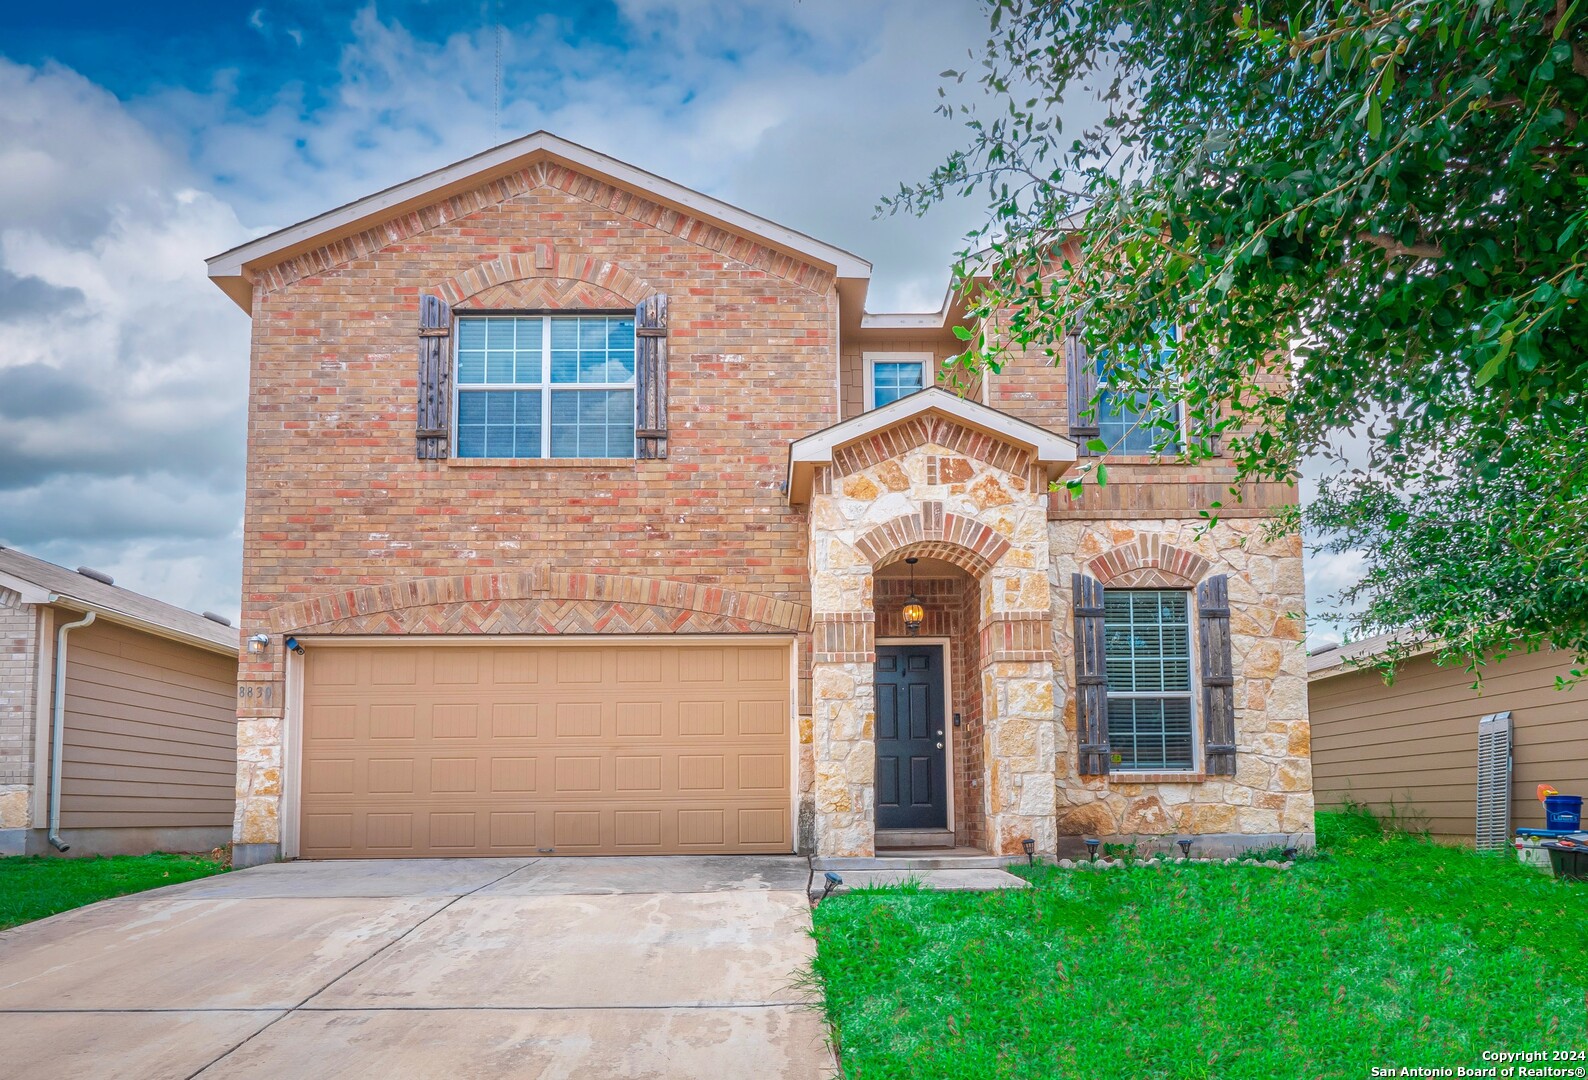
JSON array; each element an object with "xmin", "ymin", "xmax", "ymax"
[
  {"xmin": 840, "ymin": 340, "xmax": 969, "ymax": 420},
  {"xmin": 1310, "ymin": 647, "xmax": 1588, "ymax": 840},
  {"xmin": 60, "ymin": 620, "xmax": 238, "ymax": 830}
]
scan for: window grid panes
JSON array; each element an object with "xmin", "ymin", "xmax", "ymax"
[
  {"xmin": 1103, "ymin": 590, "xmax": 1195, "ymax": 770},
  {"xmin": 1095, "ymin": 328, "xmax": 1182, "ymax": 455},
  {"xmin": 871, "ymin": 360, "xmax": 926, "ymax": 408},
  {"xmin": 455, "ymin": 315, "xmax": 635, "ymax": 459}
]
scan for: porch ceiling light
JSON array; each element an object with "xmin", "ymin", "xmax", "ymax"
[{"xmin": 901, "ymin": 557, "xmax": 925, "ymax": 636}]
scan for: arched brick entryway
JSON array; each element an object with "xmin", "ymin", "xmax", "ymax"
[{"xmin": 806, "ymin": 422, "xmax": 1058, "ymax": 857}]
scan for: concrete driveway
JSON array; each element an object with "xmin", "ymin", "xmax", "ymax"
[{"xmin": 0, "ymin": 856, "xmax": 834, "ymax": 1079}]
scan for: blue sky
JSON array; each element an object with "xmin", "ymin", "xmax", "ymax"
[{"xmin": 0, "ymin": 2, "xmax": 1357, "ymax": 643}]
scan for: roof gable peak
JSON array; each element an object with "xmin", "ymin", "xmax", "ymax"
[{"xmin": 207, "ymin": 131, "xmax": 871, "ymax": 313}]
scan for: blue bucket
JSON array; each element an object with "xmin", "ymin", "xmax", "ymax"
[{"xmin": 1546, "ymin": 795, "xmax": 1584, "ymax": 830}]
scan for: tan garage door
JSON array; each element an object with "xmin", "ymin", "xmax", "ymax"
[{"xmin": 297, "ymin": 642, "xmax": 792, "ymax": 857}]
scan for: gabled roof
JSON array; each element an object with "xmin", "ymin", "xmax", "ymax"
[
  {"xmin": 0, "ymin": 546, "xmax": 239, "ymax": 656},
  {"xmin": 785, "ymin": 386, "xmax": 1077, "ymax": 504},
  {"xmin": 207, "ymin": 131, "xmax": 873, "ymax": 313}
]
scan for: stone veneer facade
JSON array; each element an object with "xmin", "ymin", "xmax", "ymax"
[
  {"xmin": 1050, "ymin": 520, "xmax": 1314, "ymax": 848},
  {"xmin": 0, "ymin": 589, "xmax": 37, "ymax": 839},
  {"xmin": 807, "ymin": 417, "xmax": 1056, "ymax": 856}
]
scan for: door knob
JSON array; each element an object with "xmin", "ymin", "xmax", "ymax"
[{"xmin": 936, "ymin": 741, "xmax": 944, "ymax": 749}]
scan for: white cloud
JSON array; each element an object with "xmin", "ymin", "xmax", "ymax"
[
  {"xmin": 0, "ymin": 3, "xmax": 1360, "ymax": 630},
  {"xmin": 0, "ymin": 58, "xmax": 249, "ymax": 619}
]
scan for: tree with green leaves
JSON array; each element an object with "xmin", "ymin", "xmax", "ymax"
[{"xmin": 891, "ymin": 0, "xmax": 1588, "ymax": 675}]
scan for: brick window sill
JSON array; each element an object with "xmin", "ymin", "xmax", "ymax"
[
  {"xmin": 444, "ymin": 458, "xmax": 640, "ymax": 470},
  {"xmin": 1108, "ymin": 771, "xmax": 1208, "ymax": 784}
]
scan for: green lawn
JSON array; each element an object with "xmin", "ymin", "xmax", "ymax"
[
  {"xmin": 0, "ymin": 852, "xmax": 228, "ymax": 931},
  {"xmin": 810, "ymin": 811, "xmax": 1587, "ymax": 1079}
]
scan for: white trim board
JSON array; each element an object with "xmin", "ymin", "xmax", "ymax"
[{"xmin": 785, "ymin": 386, "xmax": 1077, "ymax": 503}]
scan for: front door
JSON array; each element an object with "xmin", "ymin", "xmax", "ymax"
[{"xmin": 874, "ymin": 645, "xmax": 947, "ymax": 830}]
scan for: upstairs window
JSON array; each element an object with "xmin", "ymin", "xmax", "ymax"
[
  {"xmin": 865, "ymin": 352, "xmax": 930, "ymax": 409},
  {"xmin": 1103, "ymin": 590, "xmax": 1195, "ymax": 770},
  {"xmin": 1078, "ymin": 325, "xmax": 1183, "ymax": 455},
  {"xmin": 454, "ymin": 315, "xmax": 636, "ymax": 459}
]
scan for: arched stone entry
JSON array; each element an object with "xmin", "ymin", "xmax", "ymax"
[{"xmin": 804, "ymin": 414, "xmax": 1062, "ymax": 857}]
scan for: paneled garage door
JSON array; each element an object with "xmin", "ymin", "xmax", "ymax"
[{"xmin": 297, "ymin": 642, "xmax": 792, "ymax": 857}]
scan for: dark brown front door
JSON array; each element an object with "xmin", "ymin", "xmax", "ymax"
[{"xmin": 875, "ymin": 645, "xmax": 947, "ymax": 830}]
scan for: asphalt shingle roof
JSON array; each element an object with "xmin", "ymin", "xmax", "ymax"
[{"xmin": 0, "ymin": 545, "xmax": 238, "ymax": 654}]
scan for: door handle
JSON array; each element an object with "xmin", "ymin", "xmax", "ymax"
[{"xmin": 936, "ymin": 741, "xmax": 944, "ymax": 749}]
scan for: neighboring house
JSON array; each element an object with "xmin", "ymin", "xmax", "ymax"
[
  {"xmin": 1310, "ymin": 634, "xmax": 1586, "ymax": 843},
  {"xmin": 0, "ymin": 546, "xmax": 240, "ymax": 856},
  {"xmin": 207, "ymin": 131, "xmax": 1311, "ymax": 867}
]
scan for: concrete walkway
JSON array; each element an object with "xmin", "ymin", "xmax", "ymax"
[{"xmin": 0, "ymin": 856, "xmax": 834, "ymax": 1079}]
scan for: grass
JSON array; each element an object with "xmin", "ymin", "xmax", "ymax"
[
  {"xmin": 810, "ymin": 809, "xmax": 1587, "ymax": 1079},
  {"xmin": 0, "ymin": 851, "xmax": 229, "ymax": 931}
]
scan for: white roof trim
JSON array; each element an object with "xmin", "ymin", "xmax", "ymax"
[
  {"xmin": 860, "ymin": 286, "xmax": 959, "ymax": 330},
  {"xmin": 208, "ymin": 131, "xmax": 872, "ymax": 311},
  {"xmin": 0, "ymin": 562, "xmax": 237, "ymax": 657},
  {"xmin": 0, "ymin": 570, "xmax": 58, "ymax": 606},
  {"xmin": 785, "ymin": 386, "xmax": 1076, "ymax": 504},
  {"xmin": 44, "ymin": 599, "xmax": 241, "ymax": 657}
]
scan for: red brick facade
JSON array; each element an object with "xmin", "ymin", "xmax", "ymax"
[{"xmin": 238, "ymin": 166, "xmax": 838, "ymax": 709}]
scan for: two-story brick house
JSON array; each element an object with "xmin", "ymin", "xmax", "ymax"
[{"xmin": 207, "ymin": 132, "xmax": 1312, "ymax": 867}]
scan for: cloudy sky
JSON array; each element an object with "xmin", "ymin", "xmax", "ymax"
[{"xmin": 0, "ymin": 0, "xmax": 1354, "ymax": 644}]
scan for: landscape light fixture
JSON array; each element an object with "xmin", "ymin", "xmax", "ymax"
[
  {"xmin": 1021, "ymin": 837, "xmax": 1036, "ymax": 866},
  {"xmin": 821, "ymin": 871, "xmax": 844, "ymax": 900},
  {"xmin": 901, "ymin": 558, "xmax": 924, "ymax": 636},
  {"xmin": 246, "ymin": 634, "xmax": 270, "ymax": 656},
  {"xmin": 1177, "ymin": 838, "xmax": 1193, "ymax": 858},
  {"xmin": 1282, "ymin": 846, "xmax": 1299, "ymax": 861},
  {"xmin": 1084, "ymin": 837, "xmax": 1100, "ymax": 863}
]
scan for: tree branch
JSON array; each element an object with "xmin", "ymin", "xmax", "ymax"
[{"xmin": 1357, "ymin": 232, "xmax": 1445, "ymax": 259}]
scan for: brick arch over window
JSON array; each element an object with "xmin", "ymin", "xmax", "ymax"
[
  {"xmin": 433, "ymin": 252, "xmax": 653, "ymax": 309},
  {"xmin": 265, "ymin": 570, "xmax": 810, "ymax": 635},
  {"xmin": 852, "ymin": 502, "xmax": 1012, "ymax": 578},
  {"xmin": 1085, "ymin": 535, "xmax": 1211, "ymax": 588}
]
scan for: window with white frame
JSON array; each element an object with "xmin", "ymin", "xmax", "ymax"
[
  {"xmin": 1103, "ymin": 590, "xmax": 1196, "ymax": 770},
  {"xmin": 454, "ymin": 314, "xmax": 636, "ymax": 459},
  {"xmin": 1095, "ymin": 327, "xmax": 1183, "ymax": 455},
  {"xmin": 865, "ymin": 353, "xmax": 929, "ymax": 409}
]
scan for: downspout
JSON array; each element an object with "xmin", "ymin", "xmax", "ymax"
[{"xmin": 49, "ymin": 610, "xmax": 95, "ymax": 851}]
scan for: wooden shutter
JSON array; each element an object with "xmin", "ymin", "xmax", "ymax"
[
  {"xmin": 417, "ymin": 295, "xmax": 452, "ymax": 460},
  {"xmin": 1475, "ymin": 711, "xmax": 1513, "ymax": 851},
  {"xmin": 635, "ymin": 293, "xmax": 669, "ymax": 459},
  {"xmin": 1073, "ymin": 573, "xmax": 1110, "ymax": 776},
  {"xmin": 1065, "ymin": 327, "xmax": 1099, "ymax": 452},
  {"xmin": 1197, "ymin": 574, "xmax": 1236, "ymax": 775}
]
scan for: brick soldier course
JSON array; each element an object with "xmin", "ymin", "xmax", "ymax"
[{"xmin": 209, "ymin": 131, "xmax": 1311, "ymax": 864}]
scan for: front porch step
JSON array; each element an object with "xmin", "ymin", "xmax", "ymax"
[
  {"xmin": 813, "ymin": 851, "xmax": 1021, "ymax": 871},
  {"xmin": 874, "ymin": 828, "xmax": 956, "ymax": 849}
]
